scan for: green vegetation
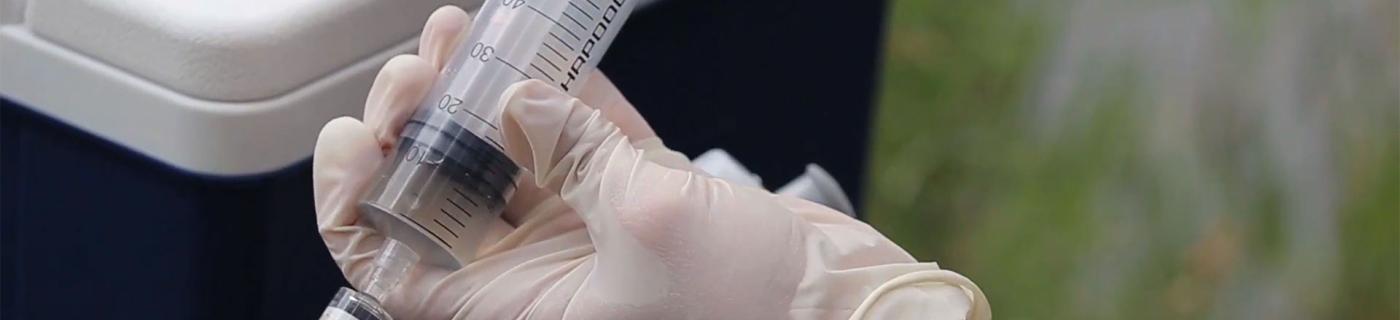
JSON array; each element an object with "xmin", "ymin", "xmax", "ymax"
[{"xmin": 865, "ymin": 0, "xmax": 1398, "ymax": 318}]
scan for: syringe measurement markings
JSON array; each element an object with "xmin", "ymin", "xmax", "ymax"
[
  {"xmin": 547, "ymin": 32, "xmax": 576, "ymax": 51},
  {"xmin": 440, "ymin": 208, "xmax": 466, "ymax": 227},
  {"xmin": 561, "ymin": 11, "xmax": 587, "ymax": 30},
  {"xmin": 447, "ymin": 196, "xmax": 477, "ymax": 215},
  {"xmin": 405, "ymin": 119, "xmax": 500, "ymax": 156},
  {"xmin": 461, "ymin": 108, "xmax": 500, "ymax": 130},
  {"xmin": 526, "ymin": 5, "xmax": 582, "ymax": 40},
  {"xmin": 449, "ymin": 191, "xmax": 477, "ymax": 209},
  {"xmin": 584, "ymin": 0, "xmax": 601, "ymax": 10},
  {"xmin": 529, "ymin": 63, "xmax": 557, "ymax": 82},
  {"xmin": 406, "ymin": 218, "xmax": 453, "ymax": 248},
  {"xmin": 463, "ymin": 187, "xmax": 485, "ymax": 205},
  {"xmin": 450, "ymin": 187, "xmax": 479, "ymax": 213},
  {"xmin": 433, "ymin": 219, "xmax": 460, "ymax": 238},
  {"xmin": 493, "ymin": 56, "xmax": 533, "ymax": 81},
  {"xmin": 541, "ymin": 42, "xmax": 567, "ymax": 60},
  {"xmin": 566, "ymin": 1, "xmax": 595, "ymax": 20},
  {"xmin": 536, "ymin": 52, "xmax": 563, "ymax": 71}
]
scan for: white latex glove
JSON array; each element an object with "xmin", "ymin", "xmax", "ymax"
[{"xmin": 314, "ymin": 6, "xmax": 989, "ymax": 319}]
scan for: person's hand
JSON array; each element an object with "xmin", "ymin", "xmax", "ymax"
[{"xmin": 314, "ymin": 6, "xmax": 989, "ymax": 319}]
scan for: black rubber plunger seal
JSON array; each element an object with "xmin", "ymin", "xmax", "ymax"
[{"xmin": 400, "ymin": 119, "xmax": 520, "ymax": 211}]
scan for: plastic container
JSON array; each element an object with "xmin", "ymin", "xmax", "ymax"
[{"xmin": 0, "ymin": 1, "xmax": 475, "ymax": 318}]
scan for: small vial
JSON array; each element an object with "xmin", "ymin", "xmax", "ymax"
[
  {"xmin": 321, "ymin": 288, "xmax": 392, "ymax": 320},
  {"xmin": 320, "ymin": 240, "xmax": 419, "ymax": 320}
]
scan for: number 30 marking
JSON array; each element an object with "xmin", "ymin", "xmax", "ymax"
[{"xmin": 469, "ymin": 42, "xmax": 495, "ymax": 62}]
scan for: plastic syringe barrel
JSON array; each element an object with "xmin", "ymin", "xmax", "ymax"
[
  {"xmin": 358, "ymin": 0, "xmax": 637, "ymax": 270},
  {"xmin": 359, "ymin": 118, "xmax": 519, "ymax": 269}
]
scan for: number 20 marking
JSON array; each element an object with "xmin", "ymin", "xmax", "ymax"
[{"xmin": 438, "ymin": 94, "xmax": 462, "ymax": 113}]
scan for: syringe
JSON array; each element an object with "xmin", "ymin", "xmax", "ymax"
[
  {"xmin": 320, "ymin": 240, "xmax": 418, "ymax": 320},
  {"xmin": 363, "ymin": 0, "xmax": 637, "ymax": 271},
  {"xmin": 323, "ymin": 1, "xmax": 637, "ymax": 317}
]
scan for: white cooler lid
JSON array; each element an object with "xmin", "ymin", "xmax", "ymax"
[
  {"xmin": 27, "ymin": 0, "xmax": 471, "ymax": 102},
  {"xmin": 1, "ymin": 0, "xmax": 479, "ymax": 175}
]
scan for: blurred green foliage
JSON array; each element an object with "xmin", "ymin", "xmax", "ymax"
[{"xmin": 864, "ymin": 0, "xmax": 1398, "ymax": 318}]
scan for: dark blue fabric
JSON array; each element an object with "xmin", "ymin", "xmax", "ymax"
[
  {"xmin": 603, "ymin": 0, "xmax": 887, "ymax": 210},
  {"xmin": 2, "ymin": 100, "xmax": 346, "ymax": 319}
]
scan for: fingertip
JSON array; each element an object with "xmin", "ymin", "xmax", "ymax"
[
  {"xmin": 383, "ymin": 53, "xmax": 434, "ymax": 70},
  {"xmin": 311, "ymin": 117, "xmax": 382, "ymax": 250},
  {"xmin": 500, "ymin": 79, "xmax": 570, "ymax": 129},
  {"xmin": 499, "ymin": 80, "xmax": 574, "ymax": 176},
  {"xmin": 377, "ymin": 54, "xmax": 437, "ymax": 93},
  {"xmin": 314, "ymin": 117, "xmax": 376, "ymax": 170},
  {"xmin": 366, "ymin": 55, "xmax": 428, "ymax": 118},
  {"xmin": 365, "ymin": 54, "xmax": 436, "ymax": 151},
  {"xmin": 420, "ymin": 5, "xmax": 471, "ymax": 70},
  {"xmin": 428, "ymin": 5, "xmax": 470, "ymax": 31},
  {"xmin": 317, "ymin": 116, "xmax": 365, "ymax": 142}
]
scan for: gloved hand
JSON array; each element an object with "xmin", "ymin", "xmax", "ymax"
[{"xmin": 314, "ymin": 6, "xmax": 989, "ymax": 319}]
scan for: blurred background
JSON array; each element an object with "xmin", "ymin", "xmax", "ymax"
[
  {"xmin": 2, "ymin": 0, "xmax": 1395, "ymax": 318},
  {"xmin": 865, "ymin": 0, "xmax": 1398, "ymax": 319}
]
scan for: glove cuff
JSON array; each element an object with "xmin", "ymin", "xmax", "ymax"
[{"xmin": 848, "ymin": 269, "xmax": 991, "ymax": 320}]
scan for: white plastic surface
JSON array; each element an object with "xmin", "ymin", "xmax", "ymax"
[
  {"xmin": 1, "ymin": 0, "xmax": 23, "ymax": 24},
  {"xmin": 0, "ymin": 25, "xmax": 414, "ymax": 176},
  {"xmin": 692, "ymin": 149, "xmax": 856, "ymax": 216},
  {"xmin": 0, "ymin": 1, "xmax": 484, "ymax": 175},
  {"xmin": 26, "ymin": 0, "xmax": 476, "ymax": 102},
  {"xmin": 778, "ymin": 164, "xmax": 857, "ymax": 216},
  {"xmin": 692, "ymin": 149, "xmax": 763, "ymax": 187}
]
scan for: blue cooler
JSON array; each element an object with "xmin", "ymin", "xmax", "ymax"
[{"xmin": 0, "ymin": 1, "xmax": 476, "ymax": 318}]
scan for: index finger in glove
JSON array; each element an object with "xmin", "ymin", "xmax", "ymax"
[{"xmin": 363, "ymin": 6, "xmax": 469, "ymax": 151}]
